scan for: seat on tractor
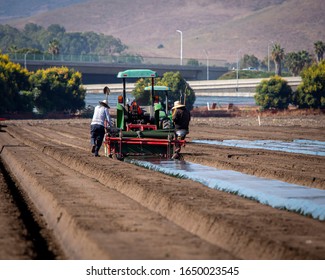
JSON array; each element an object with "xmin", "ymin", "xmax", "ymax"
[
  {"xmin": 116, "ymin": 96, "xmax": 129, "ymax": 130},
  {"xmin": 116, "ymin": 103, "xmax": 126, "ymax": 130}
]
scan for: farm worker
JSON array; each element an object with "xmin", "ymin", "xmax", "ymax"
[
  {"xmin": 90, "ymin": 99, "xmax": 112, "ymax": 157},
  {"xmin": 117, "ymin": 95, "xmax": 130, "ymax": 123},
  {"xmin": 171, "ymin": 101, "xmax": 191, "ymax": 159},
  {"xmin": 154, "ymin": 95, "xmax": 160, "ymax": 104},
  {"xmin": 118, "ymin": 95, "xmax": 124, "ymax": 104},
  {"xmin": 172, "ymin": 100, "xmax": 191, "ymax": 135},
  {"xmin": 129, "ymin": 100, "xmax": 143, "ymax": 123},
  {"xmin": 130, "ymin": 100, "xmax": 143, "ymax": 116}
]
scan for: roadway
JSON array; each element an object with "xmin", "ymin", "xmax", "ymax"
[
  {"xmin": 16, "ymin": 59, "xmax": 228, "ymax": 83},
  {"xmin": 84, "ymin": 77, "xmax": 302, "ymax": 97}
]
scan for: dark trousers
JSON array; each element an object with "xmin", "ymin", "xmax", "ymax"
[{"xmin": 90, "ymin": 124, "xmax": 105, "ymax": 155}]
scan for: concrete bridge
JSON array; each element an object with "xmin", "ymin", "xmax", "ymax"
[
  {"xmin": 84, "ymin": 76, "xmax": 302, "ymax": 97},
  {"xmin": 13, "ymin": 56, "xmax": 301, "ymax": 96},
  {"xmin": 187, "ymin": 76, "xmax": 302, "ymax": 96},
  {"xmin": 15, "ymin": 59, "xmax": 228, "ymax": 84}
]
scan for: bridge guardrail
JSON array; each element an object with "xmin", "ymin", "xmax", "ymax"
[
  {"xmin": 84, "ymin": 77, "xmax": 302, "ymax": 96},
  {"xmin": 7, "ymin": 52, "xmax": 226, "ymax": 67}
]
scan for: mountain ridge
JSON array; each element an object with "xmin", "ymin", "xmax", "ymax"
[{"xmin": 2, "ymin": 0, "xmax": 324, "ymax": 63}]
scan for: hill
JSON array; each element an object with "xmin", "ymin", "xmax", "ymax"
[{"xmin": 1, "ymin": 0, "xmax": 325, "ymax": 63}]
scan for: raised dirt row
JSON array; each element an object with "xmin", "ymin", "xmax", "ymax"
[
  {"xmin": 0, "ymin": 159, "xmax": 35, "ymax": 260},
  {"xmin": 0, "ymin": 117, "xmax": 324, "ymax": 259}
]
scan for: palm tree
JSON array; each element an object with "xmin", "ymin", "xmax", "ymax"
[
  {"xmin": 314, "ymin": 41, "xmax": 325, "ymax": 63},
  {"xmin": 272, "ymin": 43, "xmax": 285, "ymax": 76},
  {"xmin": 298, "ymin": 50, "xmax": 312, "ymax": 69},
  {"xmin": 285, "ymin": 51, "xmax": 312, "ymax": 76},
  {"xmin": 285, "ymin": 52, "xmax": 300, "ymax": 76}
]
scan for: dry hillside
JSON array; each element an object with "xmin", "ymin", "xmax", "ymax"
[{"xmin": 3, "ymin": 0, "xmax": 325, "ymax": 62}]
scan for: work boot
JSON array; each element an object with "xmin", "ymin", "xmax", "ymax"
[{"xmin": 91, "ymin": 145, "xmax": 96, "ymax": 154}]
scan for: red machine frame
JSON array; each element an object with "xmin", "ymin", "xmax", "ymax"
[{"xmin": 104, "ymin": 124, "xmax": 186, "ymax": 159}]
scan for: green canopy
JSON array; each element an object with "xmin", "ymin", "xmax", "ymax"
[
  {"xmin": 117, "ymin": 69, "xmax": 158, "ymax": 118},
  {"xmin": 117, "ymin": 69, "xmax": 158, "ymax": 78}
]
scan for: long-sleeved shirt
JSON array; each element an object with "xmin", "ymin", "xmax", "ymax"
[
  {"xmin": 91, "ymin": 105, "xmax": 112, "ymax": 127},
  {"xmin": 172, "ymin": 107, "xmax": 191, "ymax": 131}
]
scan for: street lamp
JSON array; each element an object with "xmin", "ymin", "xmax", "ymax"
[
  {"xmin": 236, "ymin": 49, "xmax": 241, "ymax": 92},
  {"xmin": 24, "ymin": 50, "xmax": 31, "ymax": 69},
  {"xmin": 176, "ymin": 30, "xmax": 183, "ymax": 65},
  {"xmin": 268, "ymin": 40, "xmax": 274, "ymax": 72},
  {"xmin": 204, "ymin": 49, "xmax": 209, "ymax": 80}
]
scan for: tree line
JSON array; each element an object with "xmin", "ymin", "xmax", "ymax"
[
  {"xmin": 1, "ymin": 50, "xmax": 324, "ymax": 116},
  {"xmin": 0, "ymin": 53, "xmax": 196, "ymax": 116},
  {"xmin": 255, "ymin": 60, "xmax": 325, "ymax": 110},
  {"xmin": 1, "ymin": 23, "xmax": 324, "ymax": 78},
  {"xmin": 0, "ymin": 23, "xmax": 130, "ymax": 57},
  {"xmin": 249, "ymin": 41, "xmax": 325, "ymax": 110},
  {"xmin": 225, "ymin": 41, "xmax": 325, "ymax": 77},
  {"xmin": 0, "ymin": 52, "xmax": 86, "ymax": 115},
  {"xmin": 1, "ymin": 22, "xmax": 324, "ymax": 113}
]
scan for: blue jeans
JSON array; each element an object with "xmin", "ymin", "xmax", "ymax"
[{"xmin": 90, "ymin": 124, "xmax": 105, "ymax": 155}]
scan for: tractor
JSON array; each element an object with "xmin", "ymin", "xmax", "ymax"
[{"xmin": 104, "ymin": 69, "xmax": 186, "ymax": 160}]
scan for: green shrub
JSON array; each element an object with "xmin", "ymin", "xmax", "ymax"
[
  {"xmin": 29, "ymin": 66, "xmax": 86, "ymax": 114},
  {"xmin": 254, "ymin": 76, "xmax": 293, "ymax": 110},
  {"xmin": 292, "ymin": 61, "xmax": 325, "ymax": 109},
  {"xmin": 0, "ymin": 53, "xmax": 32, "ymax": 114},
  {"xmin": 133, "ymin": 71, "xmax": 196, "ymax": 111}
]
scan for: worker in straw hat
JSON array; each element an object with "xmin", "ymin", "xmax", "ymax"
[
  {"xmin": 90, "ymin": 99, "xmax": 112, "ymax": 157},
  {"xmin": 172, "ymin": 100, "xmax": 191, "ymax": 134},
  {"xmin": 171, "ymin": 100, "xmax": 191, "ymax": 159}
]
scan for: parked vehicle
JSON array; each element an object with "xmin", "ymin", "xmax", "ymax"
[{"xmin": 243, "ymin": 67, "xmax": 258, "ymax": 71}]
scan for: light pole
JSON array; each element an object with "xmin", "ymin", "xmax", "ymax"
[
  {"xmin": 176, "ymin": 30, "xmax": 183, "ymax": 65},
  {"xmin": 204, "ymin": 49, "xmax": 209, "ymax": 80},
  {"xmin": 24, "ymin": 50, "xmax": 31, "ymax": 69},
  {"xmin": 236, "ymin": 49, "xmax": 241, "ymax": 92},
  {"xmin": 268, "ymin": 40, "xmax": 274, "ymax": 72}
]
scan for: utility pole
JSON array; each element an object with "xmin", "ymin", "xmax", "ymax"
[
  {"xmin": 176, "ymin": 30, "xmax": 183, "ymax": 65},
  {"xmin": 204, "ymin": 49, "xmax": 209, "ymax": 80}
]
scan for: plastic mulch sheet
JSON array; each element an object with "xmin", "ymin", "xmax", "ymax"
[{"xmin": 128, "ymin": 158, "xmax": 325, "ymax": 221}]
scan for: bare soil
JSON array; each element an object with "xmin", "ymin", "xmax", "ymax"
[{"xmin": 0, "ymin": 113, "xmax": 324, "ymax": 260}]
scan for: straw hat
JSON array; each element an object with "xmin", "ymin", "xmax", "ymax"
[
  {"xmin": 172, "ymin": 100, "xmax": 185, "ymax": 110},
  {"xmin": 99, "ymin": 99, "xmax": 110, "ymax": 108}
]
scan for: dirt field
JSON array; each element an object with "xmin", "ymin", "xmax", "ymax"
[{"xmin": 0, "ymin": 113, "xmax": 324, "ymax": 260}]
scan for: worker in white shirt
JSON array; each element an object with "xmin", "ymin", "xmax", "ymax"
[{"xmin": 90, "ymin": 99, "xmax": 112, "ymax": 157}]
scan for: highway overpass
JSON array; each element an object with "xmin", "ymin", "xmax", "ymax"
[
  {"xmin": 84, "ymin": 77, "xmax": 302, "ymax": 97},
  {"xmin": 12, "ymin": 56, "xmax": 301, "ymax": 96},
  {"xmin": 14, "ymin": 59, "xmax": 228, "ymax": 84}
]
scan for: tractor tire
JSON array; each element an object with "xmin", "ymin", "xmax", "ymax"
[{"xmin": 111, "ymin": 151, "xmax": 123, "ymax": 161}]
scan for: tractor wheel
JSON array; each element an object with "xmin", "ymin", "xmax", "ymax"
[
  {"xmin": 109, "ymin": 146, "xmax": 123, "ymax": 161},
  {"xmin": 113, "ymin": 153, "xmax": 124, "ymax": 161}
]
